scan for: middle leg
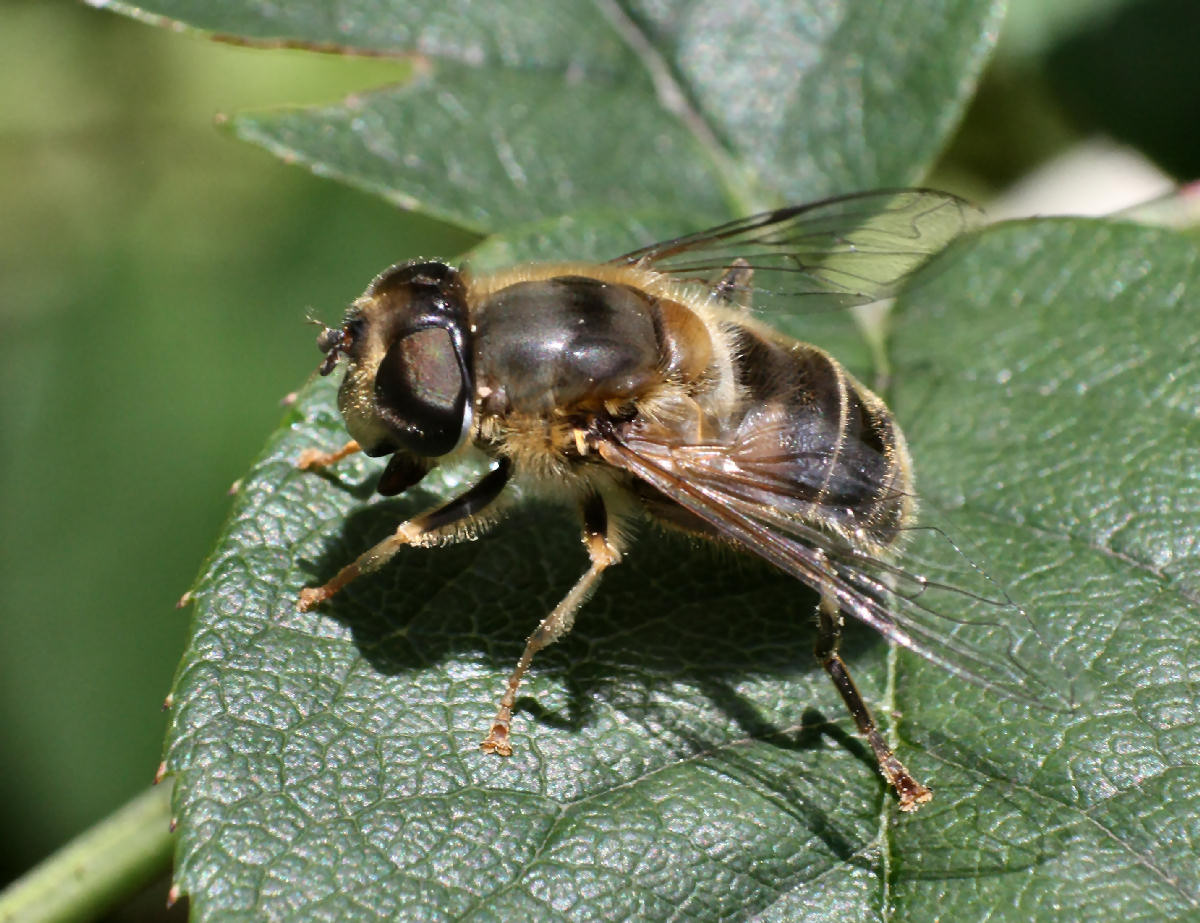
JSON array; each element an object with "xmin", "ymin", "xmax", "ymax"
[{"xmin": 481, "ymin": 491, "xmax": 623, "ymax": 756}]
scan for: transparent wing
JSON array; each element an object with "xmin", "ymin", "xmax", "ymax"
[
  {"xmin": 594, "ymin": 418, "xmax": 1077, "ymax": 710},
  {"xmin": 612, "ymin": 189, "xmax": 981, "ymax": 309}
]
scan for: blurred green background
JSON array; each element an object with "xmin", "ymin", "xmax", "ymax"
[
  {"xmin": 0, "ymin": 0, "xmax": 474, "ymax": 910},
  {"xmin": 1, "ymin": 0, "xmax": 1195, "ymax": 917}
]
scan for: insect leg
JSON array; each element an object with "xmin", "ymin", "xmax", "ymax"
[
  {"xmin": 481, "ymin": 492, "xmax": 622, "ymax": 756},
  {"xmin": 815, "ymin": 590, "xmax": 933, "ymax": 812},
  {"xmin": 296, "ymin": 440, "xmax": 362, "ymax": 471},
  {"xmin": 297, "ymin": 458, "xmax": 512, "ymax": 611},
  {"xmin": 712, "ymin": 258, "xmax": 754, "ymax": 308}
]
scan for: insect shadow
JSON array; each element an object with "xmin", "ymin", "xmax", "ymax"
[
  {"xmin": 299, "ymin": 484, "xmax": 1062, "ymax": 874},
  {"xmin": 301, "ymin": 487, "xmax": 890, "ymax": 771},
  {"xmin": 297, "ymin": 462, "xmax": 380, "ymax": 502}
]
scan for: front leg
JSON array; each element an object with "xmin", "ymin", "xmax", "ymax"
[
  {"xmin": 481, "ymin": 491, "xmax": 623, "ymax": 756},
  {"xmin": 298, "ymin": 457, "xmax": 513, "ymax": 611},
  {"xmin": 297, "ymin": 440, "xmax": 362, "ymax": 471}
]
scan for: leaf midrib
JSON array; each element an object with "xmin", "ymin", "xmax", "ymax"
[{"xmin": 596, "ymin": 0, "xmax": 759, "ymax": 215}]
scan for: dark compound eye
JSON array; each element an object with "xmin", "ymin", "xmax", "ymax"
[
  {"xmin": 374, "ymin": 326, "xmax": 469, "ymax": 457},
  {"xmin": 368, "ymin": 260, "xmax": 461, "ymax": 297}
]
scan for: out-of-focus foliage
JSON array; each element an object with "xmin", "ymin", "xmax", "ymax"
[
  {"xmin": 1047, "ymin": 0, "xmax": 1200, "ymax": 177},
  {"xmin": 0, "ymin": 0, "xmax": 472, "ymax": 898}
]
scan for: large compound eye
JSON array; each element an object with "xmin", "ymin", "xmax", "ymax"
[{"xmin": 374, "ymin": 326, "xmax": 469, "ymax": 457}]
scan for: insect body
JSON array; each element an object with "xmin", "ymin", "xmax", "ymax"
[{"xmin": 298, "ymin": 190, "xmax": 982, "ymax": 811}]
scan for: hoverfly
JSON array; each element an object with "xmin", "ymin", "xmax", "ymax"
[{"xmin": 296, "ymin": 189, "xmax": 1048, "ymax": 812}]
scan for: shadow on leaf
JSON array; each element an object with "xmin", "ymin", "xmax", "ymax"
[{"xmin": 297, "ymin": 491, "xmax": 892, "ymax": 755}]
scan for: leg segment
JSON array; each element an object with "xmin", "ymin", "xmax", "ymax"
[
  {"xmin": 713, "ymin": 258, "xmax": 754, "ymax": 308},
  {"xmin": 815, "ymin": 590, "xmax": 932, "ymax": 812},
  {"xmin": 297, "ymin": 440, "xmax": 362, "ymax": 471},
  {"xmin": 297, "ymin": 458, "xmax": 512, "ymax": 611},
  {"xmin": 481, "ymin": 492, "xmax": 622, "ymax": 756}
]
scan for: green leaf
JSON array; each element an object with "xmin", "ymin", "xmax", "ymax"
[
  {"xmin": 618, "ymin": 0, "xmax": 1007, "ymax": 198},
  {"xmin": 110, "ymin": 0, "xmax": 1191, "ymax": 919},
  {"xmin": 885, "ymin": 219, "xmax": 1200, "ymax": 917},
  {"xmin": 92, "ymin": 0, "xmax": 631, "ymax": 69},
  {"xmin": 165, "ymin": 218, "xmax": 1200, "ymax": 919},
  {"xmin": 228, "ymin": 67, "xmax": 730, "ymax": 234},
  {"xmin": 105, "ymin": 0, "xmax": 1003, "ymax": 223}
]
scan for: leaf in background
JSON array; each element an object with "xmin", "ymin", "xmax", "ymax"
[
  {"xmin": 229, "ymin": 66, "xmax": 730, "ymax": 234},
  {"xmin": 87, "ymin": 0, "xmax": 632, "ymax": 69},
  {"xmin": 98, "ymin": 0, "xmax": 1004, "ymax": 225},
  {"xmin": 620, "ymin": 0, "xmax": 1006, "ymax": 197}
]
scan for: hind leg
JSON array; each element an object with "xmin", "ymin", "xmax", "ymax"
[
  {"xmin": 814, "ymin": 591, "xmax": 932, "ymax": 811},
  {"xmin": 481, "ymin": 492, "xmax": 622, "ymax": 755}
]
